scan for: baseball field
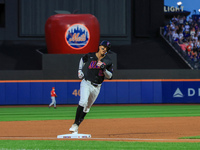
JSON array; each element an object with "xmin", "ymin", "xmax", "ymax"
[{"xmin": 0, "ymin": 104, "xmax": 200, "ymax": 150}]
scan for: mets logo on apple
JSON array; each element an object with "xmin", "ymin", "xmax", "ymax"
[{"xmin": 65, "ymin": 23, "xmax": 90, "ymax": 50}]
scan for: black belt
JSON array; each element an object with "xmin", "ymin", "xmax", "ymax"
[{"xmin": 85, "ymin": 79, "xmax": 100, "ymax": 87}]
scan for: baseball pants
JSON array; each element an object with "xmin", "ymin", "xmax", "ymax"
[
  {"xmin": 49, "ymin": 97, "xmax": 56, "ymax": 107},
  {"xmin": 79, "ymin": 79, "xmax": 101, "ymax": 113}
]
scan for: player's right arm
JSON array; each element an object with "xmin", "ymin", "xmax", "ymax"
[{"xmin": 78, "ymin": 54, "xmax": 88, "ymax": 79}]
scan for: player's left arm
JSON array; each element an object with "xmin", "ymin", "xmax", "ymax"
[
  {"xmin": 97, "ymin": 58, "xmax": 113, "ymax": 79},
  {"xmin": 104, "ymin": 63, "xmax": 113, "ymax": 79}
]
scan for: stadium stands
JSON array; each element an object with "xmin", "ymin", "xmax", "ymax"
[{"xmin": 163, "ymin": 15, "xmax": 200, "ymax": 69}]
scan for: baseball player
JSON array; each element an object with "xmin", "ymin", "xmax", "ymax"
[
  {"xmin": 69, "ymin": 40, "xmax": 113, "ymax": 134},
  {"xmin": 49, "ymin": 87, "xmax": 57, "ymax": 109}
]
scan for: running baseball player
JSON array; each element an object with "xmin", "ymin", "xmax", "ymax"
[
  {"xmin": 49, "ymin": 87, "xmax": 57, "ymax": 109},
  {"xmin": 69, "ymin": 40, "xmax": 113, "ymax": 134}
]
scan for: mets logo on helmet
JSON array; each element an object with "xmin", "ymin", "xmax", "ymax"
[{"xmin": 65, "ymin": 23, "xmax": 90, "ymax": 50}]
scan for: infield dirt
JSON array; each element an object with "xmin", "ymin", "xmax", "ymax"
[{"xmin": 1, "ymin": 117, "xmax": 200, "ymax": 142}]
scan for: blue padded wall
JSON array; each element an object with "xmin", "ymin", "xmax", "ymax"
[{"xmin": 0, "ymin": 80, "xmax": 200, "ymax": 105}]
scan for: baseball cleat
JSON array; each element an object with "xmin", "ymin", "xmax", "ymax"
[
  {"xmin": 72, "ymin": 131, "xmax": 78, "ymax": 134},
  {"xmin": 69, "ymin": 124, "xmax": 78, "ymax": 133}
]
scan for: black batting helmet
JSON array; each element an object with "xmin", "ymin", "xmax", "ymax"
[{"xmin": 99, "ymin": 40, "xmax": 111, "ymax": 51}]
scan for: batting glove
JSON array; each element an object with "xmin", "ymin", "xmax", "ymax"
[
  {"xmin": 97, "ymin": 61, "xmax": 106, "ymax": 71},
  {"xmin": 78, "ymin": 70, "xmax": 84, "ymax": 79}
]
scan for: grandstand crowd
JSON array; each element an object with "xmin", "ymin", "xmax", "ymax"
[{"xmin": 164, "ymin": 15, "xmax": 200, "ymax": 68}]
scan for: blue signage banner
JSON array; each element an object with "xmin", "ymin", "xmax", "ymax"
[{"xmin": 162, "ymin": 81, "xmax": 200, "ymax": 103}]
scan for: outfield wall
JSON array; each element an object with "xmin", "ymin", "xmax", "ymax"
[{"xmin": 0, "ymin": 79, "xmax": 200, "ymax": 105}]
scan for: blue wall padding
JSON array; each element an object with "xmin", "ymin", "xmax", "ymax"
[
  {"xmin": 100, "ymin": 82, "xmax": 117, "ymax": 104},
  {"xmin": 18, "ymin": 83, "xmax": 31, "ymax": 105},
  {"xmin": 30, "ymin": 82, "xmax": 43, "ymax": 104},
  {"xmin": 54, "ymin": 82, "xmax": 68, "ymax": 104},
  {"xmin": 0, "ymin": 83, "xmax": 6, "ymax": 105},
  {"xmin": 117, "ymin": 82, "xmax": 129, "ymax": 103},
  {"xmin": 129, "ymin": 82, "xmax": 141, "ymax": 103},
  {"xmin": 153, "ymin": 81, "xmax": 162, "ymax": 103},
  {"xmin": 5, "ymin": 83, "xmax": 18, "ymax": 105},
  {"xmin": 141, "ymin": 82, "xmax": 154, "ymax": 104},
  {"xmin": 1, "ymin": 80, "xmax": 200, "ymax": 105},
  {"xmin": 65, "ymin": 82, "xmax": 80, "ymax": 104}
]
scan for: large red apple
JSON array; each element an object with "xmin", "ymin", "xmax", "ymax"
[{"xmin": 45, "ymin": 14, "xmax": 100, "ymax": 54}]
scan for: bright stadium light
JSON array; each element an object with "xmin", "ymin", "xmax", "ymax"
[
  {"xmin": 177, "ymin": 2, "xmax": 182, "ymax": 6},
  {"xmin": 177, "ymin": 1, "xmax": 182, "ymax": 10}
]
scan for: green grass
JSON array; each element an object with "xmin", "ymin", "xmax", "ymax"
[
  {"xmin": 180, "ymin": 136, "xmax": 200, "ymax": 139},
  {"xmin": 0, "ymin": 105, "xmax": 200, "ymax": 121},
  {"xmin": 0, "ymin": 140, "xmax": 200, "ymax": 150},
  {"xmin": 1, "ymin": 104, "xmax": 200, "ymax": 150}
]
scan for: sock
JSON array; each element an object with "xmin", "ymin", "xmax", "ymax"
[
  {"xmin": 74, "ymin": 105, "xmax": 84, "ymax": 125},
  {"xmin": 78, "ymin": 112, "xmax": 87, "ymax": 126}
]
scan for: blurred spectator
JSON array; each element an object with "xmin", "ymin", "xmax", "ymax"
[
  {"xmin": 193, "ymin": 16, "xmax": 198, "ymax": 24},
  {"xmin": 163, "ymin": 24, "xmax": 169, "ymax": 37},
  {"xmin": 178, "ymin": 29, "xmax": 184, "ymax": 43},
  {"xmin": 180, "ymin": 24, "xmax": 185, "ymax": 33},
  {"xmin": 179, "ymin": 38, "xmax": 188, "ymax": 53},
  {"xmin": 190, "ymin": 50, "xmax": 198, "ymax": 62},
  {"xmin": 184, "ymin": 22, "xmax": 190, "ymax": 32},
  {"xmin": 171, "ymin": 16, "xmax": 178, "ymax": 25},
  {"xmin": 186, "ymin": 40, "xmax": 193, "ymax": 55},
  {"xmin": 172, "ymin": 30, "xmax": 179, "ymax": 41},
  {"xmin": 194, "ymin": 23, "xmax": 199, "ymax": 31},
  {"xmin": 196, "ymin": 37, "xmax": 200, "ymax": 48},
  {"xmin": 197, "ymin": 37, "xmax": 200, "ymax": 55},
  {"xmin": 190, "ymin": 27, "xmax": 196, "ymax": 39},
  {"xmin": 193, "ymin": 33, "xmax": 198, "ymax": 42},
  {"xmin": 197, "ymin": 28, "xmax": 200, "ymax": 38},
  {"xmin": 178, "ymin": 16, "xmax": 184, "ymax": 25},
  {"xmin": 170, "ymin": 22, "xmax": 176, "ymax": 35},
  {"xmin": 192, "ymin": 39, "xmax": 198, "ymax": 53},
  {"xmin": 188, "ymin": 17, "xmax": 193, "ymax": 25}
]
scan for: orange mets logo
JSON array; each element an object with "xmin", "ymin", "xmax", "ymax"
[{"xmin": 65, "ymin": 23, "xmax": 90, "ymax": 50}]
